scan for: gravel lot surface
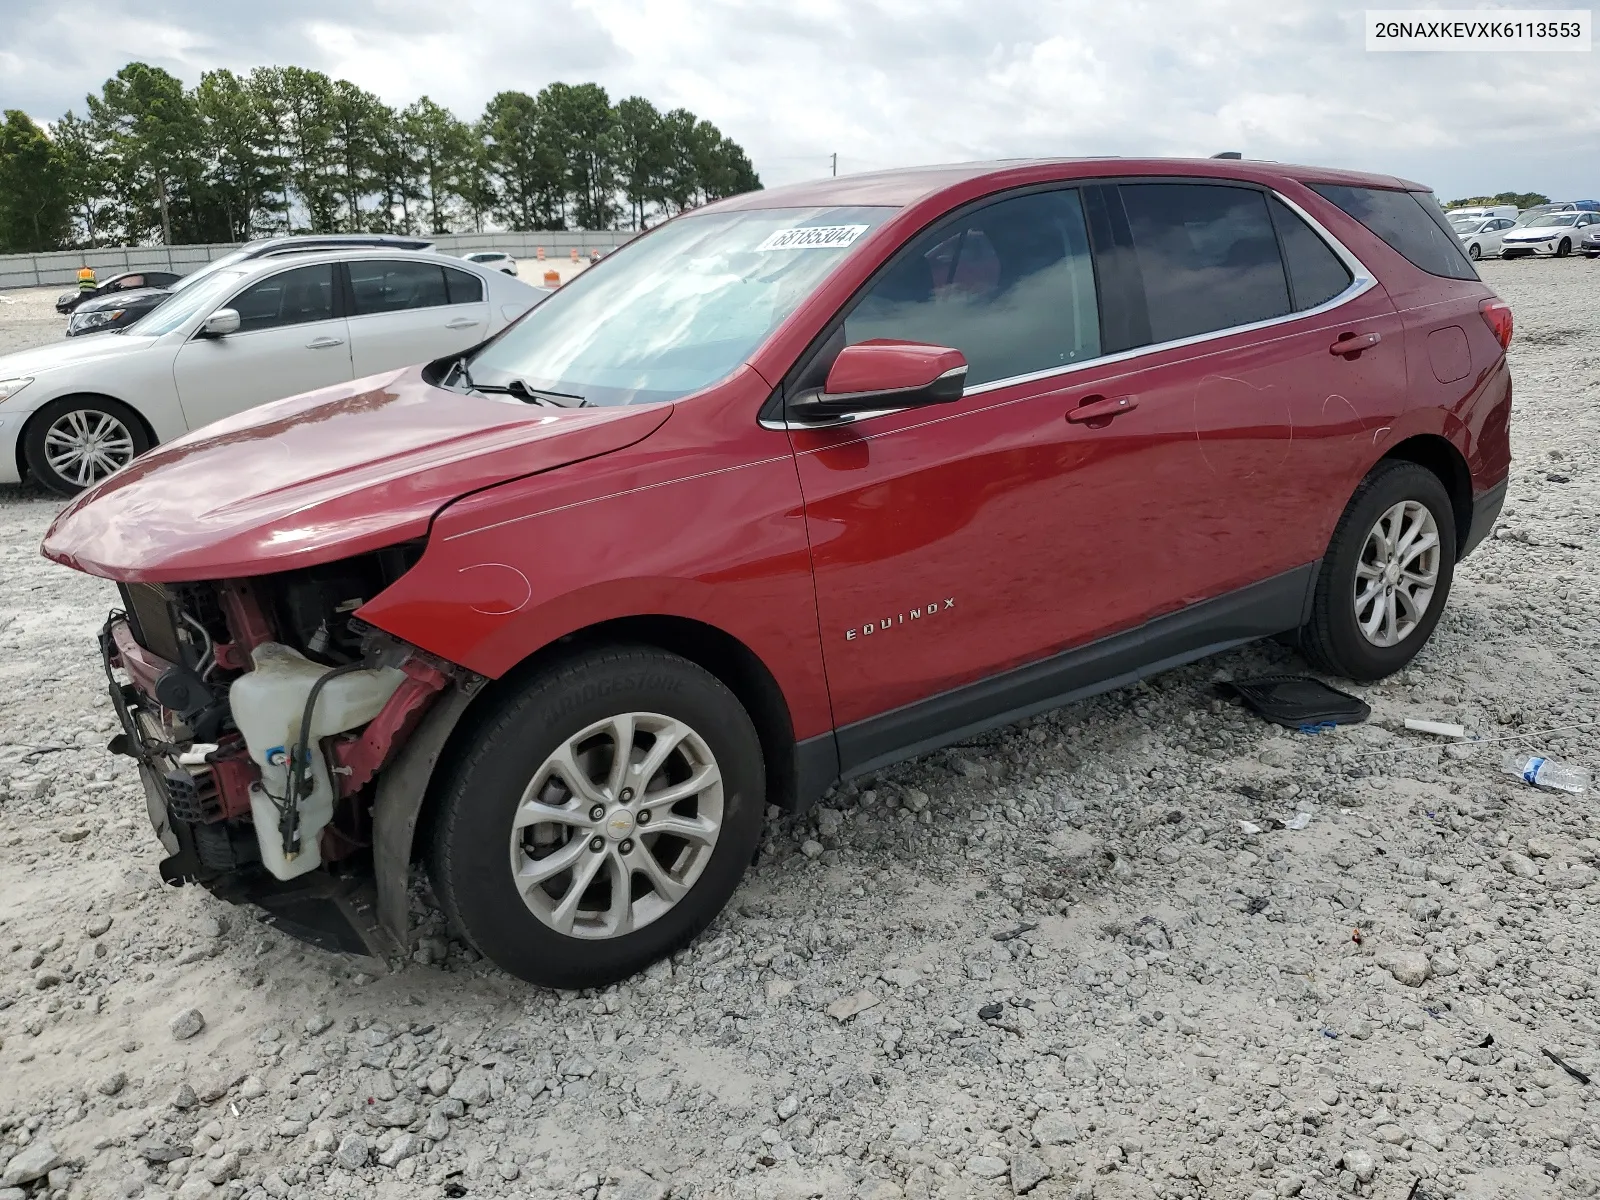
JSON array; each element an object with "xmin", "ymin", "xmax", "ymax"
[{"xmin": 2, "ymin": 258, "xmax": 1599, "ymax": 1200}]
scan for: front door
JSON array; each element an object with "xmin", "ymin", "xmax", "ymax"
[
  {"xmin": 792, "ymin": 187, "xmax": 1162, "ymax": 734},
  {"xmin": 172, "ymin": 261, "xmax": 352, "ymax": 431}
]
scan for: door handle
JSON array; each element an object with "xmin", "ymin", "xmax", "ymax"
[
  {"xmin": 1065, "ymin": 394, "xmax": 1138, "ymax": 424},
  {"xmin": 445, "ymin": 317, "xmax": 479, "ymax": 330},
  {"xmin": 1329, "ymin": 331, "xmax": 1381, "ymax": 358},
  {"xmin": 306, "ymin": 337, "xmax": 345, "ymax": 350}
]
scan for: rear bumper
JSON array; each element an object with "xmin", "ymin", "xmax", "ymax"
[{"xmin": 1461, "ymin": 477, "xmax": 1507, "ymax": 559}]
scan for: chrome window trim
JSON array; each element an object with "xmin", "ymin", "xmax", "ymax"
[{"xmin": 763, "ymin": 184, "xmax": 1376, "ymax": 432}]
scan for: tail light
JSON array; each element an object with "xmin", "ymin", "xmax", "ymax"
[{"xmin": 1479, "ymin": 298, "xmax": 1513, "ymax": 350}]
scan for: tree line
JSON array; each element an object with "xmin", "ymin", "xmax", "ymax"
[
  {"xmin": 1446, "ymin": 191, "xmax": 1550, "ymax": 209},
  {"xmin": 0, "ymin": 62, "xmax": 762, "ymax": 254}
]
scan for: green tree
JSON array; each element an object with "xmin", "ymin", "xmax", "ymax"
[
  {"xmin": 269, "ymin": 66, "xmax": 340, "ymax": 232},
  {"xmin": 195, "ymin": 68, "xmax": 284, "ymax": 240},
  {"xmin": 481, "ymin": 90, "xmax": 565, "ymax": 230},
  {"xmin": 87, "ymin": 62, "xmax": 199, "ymax": 244},
  {"xmin": 0, "ymin": 111, "xmax": 72, "ymax": 252},
  {"xmin": 404, "ymin": 97, "xmax": 474, "ymax": 233},
  {"xmin": 612, "ymin": 96, "xmax": 666, "ymax": 229},
  {"xmin": 541, "ymin": 82, "xmax": 618, "ymax": 230},
  {"xmin": 1447, "ymin": 191, "xmax": 1549, "ymax": 209},
  {"xmin": 51, "ymin": 111, "xmax": 113, "ymax": 245},
  {"xmin": 328, "ymin": 80, "xmax": 387, "ymax": 231}
]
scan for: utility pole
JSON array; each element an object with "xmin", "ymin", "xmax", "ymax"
[{"xmin": 831, "ymin": 153, "xmax": 837, "ymax": 177}]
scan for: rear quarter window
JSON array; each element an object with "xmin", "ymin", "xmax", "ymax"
[{"xmin": 1310, "ymin": 185, "xmax": 1478, "ymax": 281}]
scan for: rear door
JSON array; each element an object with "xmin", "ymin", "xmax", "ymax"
[
  {"xmin": 172, "ymin": 261, "xmax": 353, "ymax": 431},
  {"xmin": 1086, "ymin": 180, "xmax": 1409, "ymax": 611},
  {"xmin": 344, "ymin": 259, "xmax": 491, "ymax": 377}
]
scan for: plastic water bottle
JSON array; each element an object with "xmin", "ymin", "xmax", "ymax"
[{"xmin": 1502, "ymin": 752, "xmax": 1590, "ymax": 795}]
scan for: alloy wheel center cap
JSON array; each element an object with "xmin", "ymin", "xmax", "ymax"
[
  {"xmin": 1383, "ymin": 562, "xmax": 1401, "ymax": 585},
  {"xmin": 603, "ymin": 807, "xmax": 637, "ymax": 841}
]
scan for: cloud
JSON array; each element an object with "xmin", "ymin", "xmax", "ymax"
[{"xmin": 5, "ymin": 0, "xmax": 1596, "ymax": 201}]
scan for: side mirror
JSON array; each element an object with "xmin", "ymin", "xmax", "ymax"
[
  {"xmin": 789, "ymin": 340, "xmax": 967, "ymax": 423},
  {"xmin": 199, "ymin": 308, "xmax": 240, "ymax": 338}
]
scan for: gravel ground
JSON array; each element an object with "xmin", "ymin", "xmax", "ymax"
[{"xmin": 2, "ymin": 257, "xmax": 1600, "ymax": 1200}]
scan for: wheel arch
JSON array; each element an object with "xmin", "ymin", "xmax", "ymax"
[
  {"xmin": 1379, "ymin": 433, "xmax": 1472, "ymax": 554},
  {"xmin": 374, "ymin": 612, "xmax": 808, "ymax": 944},
  {"xmin": 17, "ymin": 392, "xmax": 158, "ymax": 482}
]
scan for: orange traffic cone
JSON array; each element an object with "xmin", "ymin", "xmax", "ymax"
[
  {"xmin": 569, "ymin": 248, "xmax": 579, "ymax": 263},
  {"xmin": 543, "ymin": 269, "xmax": 560, "ymax": 287},
  {"xmin": 536, "ymin": 247, "xmax": 545, "ymax": 261}
]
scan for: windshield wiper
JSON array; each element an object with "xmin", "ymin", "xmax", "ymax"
[
  {"xmin": 474, "ymin": 379, "xmax": 589, "ymax": 408},
  {"xmin": 445, "ymin": 358, "xmax": 589, "ymax": 408}
]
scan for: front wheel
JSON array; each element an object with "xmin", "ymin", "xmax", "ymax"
[
  {"xmin": 23, "ymin": 396, "xmax": 151, "ymax": 495},
  {"xmin": 1556, "ymin": 239, "xmax": 1572, "ymax": 258},
  {"xmin": 1468, "ymin": 243, "xmax": 1482, "ymax": 260},
  {"xmin": 1299, "ymin": 461, "xmax": 1457, "ymax": 681},
  {"xmin": 427, "ymin": 646, "xmax": 766, "ymax": 988}
]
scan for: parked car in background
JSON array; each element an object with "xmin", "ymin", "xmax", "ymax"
[
  {"xmin": 1499, "ymin": 211, "xmax": 1600, "ymax": 257},
  {"xmin": 2, "ymin": 249, "xmax": 544, "ymax": 493},
  {"xmin": 1447, "ymin": 205, "xmax": 1517, "ymax": 223},
  {"xmin": 1510, "ymin": 201, "xmax": 1599, "ymax": 228},
  {"xmin": 460, "ymin": 251, "xmax": 518, "ymax": 275},
  {"xmin": 65, "ymin": 234, "xmax": 435, "ymax": 337},
  {"xmin": 39, "ymin": 157, "xmax": 1512, "ymax": 988},
  {"xmin": 55, "ymin": 270, "xmax": 182, "ymax": 315},
  {"xmin": 1455, "ymin": 215, "xmax": 1516, "ymax": 260}
]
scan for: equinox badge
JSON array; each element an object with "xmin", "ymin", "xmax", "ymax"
[{"xmin": 845, "ymin": 598, "xmax": 955, "ymax": 641}]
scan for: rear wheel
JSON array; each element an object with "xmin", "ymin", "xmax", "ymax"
[
  {"xmin": 427, "ymin": 646, "xmax": 766, "ymax": 988},
  {"xmin": 1300, "ymin": 461, "xmax": 1456, "ymax": 681},
  {"xmin": 23, "ymin": 395, "xmax": 151, "ymax": 495}
]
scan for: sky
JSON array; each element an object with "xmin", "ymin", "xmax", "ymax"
[{"xmin": 2, "ymin": 0, "xmax": 1596, "ymax": 203}]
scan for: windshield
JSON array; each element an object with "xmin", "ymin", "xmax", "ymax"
[
  {"xmin": 464, "ymin": 205, "xmax": 895, "ymax": 406},
  {"xmin": 1528, "ymin": 213, "xmax": 1579, "ymax": 227},
  {"xmin": 124, "ymin": 269, "xmax": 248, "ymax": 336},
  {"xmin": 167, "ymin": 245, "xmax": 261, "ymax": 294},
  {"xmin": 1455, "ymin": 219, "xmax": 1490, "ymax": 233}
]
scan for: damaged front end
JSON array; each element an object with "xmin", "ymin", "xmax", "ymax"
[{"xmin": 100, "ymin": 548, "xmax": 479, "ymax": 958}]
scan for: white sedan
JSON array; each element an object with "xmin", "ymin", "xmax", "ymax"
[
  {"xmin": 1499, "ymin": 211, "xmax": 1600, "ymax": 259},
  {"xmin": 1455, "ymin": 215, "xmax": 1516, "ymax": 260},
  {"xmin": 0, "ymin": 249, "xmax": 549, "ymax": 494}
]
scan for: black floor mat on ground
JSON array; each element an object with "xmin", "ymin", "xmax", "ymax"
[{"xmin": 1220, "ymin": 674, "xmax": 1371, "ymax": 730}]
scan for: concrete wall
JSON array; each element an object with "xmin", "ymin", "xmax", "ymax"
[{"xmin": 0, "ymin": 229, "xmax": 641, "ymax": 290}]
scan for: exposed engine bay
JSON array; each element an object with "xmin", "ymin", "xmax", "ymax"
[{"xmin": 100, "ymin": 546, "xmax": 475, "ymax": 953}]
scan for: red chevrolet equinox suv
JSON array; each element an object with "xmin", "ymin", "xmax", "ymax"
[{"xmin": 42, "ymin": 158, "xmax": 1513, "ymax": 988}]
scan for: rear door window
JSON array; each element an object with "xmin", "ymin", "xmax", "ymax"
[
  {"xmin": 348, "ymin": 260, "xmax": 451, "ymax": 315},
  {"xmin": 1267, "ymin": 197, "xmax": 1354, "ymax": 311},
  {"xmin": 844, "ymin": 188, "xmax": 1101, "ymax": 387},
  {"xmin": 229, "ymin": 263, "xmax": 336, "ymax": 333},
  {"xmin": 443, "ymin": 266, "xmax": 485, "ymax": 304},
  {"xmin": 1309, "ymin": 185, "xmax": 1478, "ymax": 280},
  {"xmin": 1117, "ymin": 183, "xmax": 1291, "ymax": 342}
]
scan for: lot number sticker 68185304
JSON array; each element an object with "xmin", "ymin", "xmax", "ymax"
[{"xmin": 754, "ymin": 224, "xmax": 870, "ymax": 251}]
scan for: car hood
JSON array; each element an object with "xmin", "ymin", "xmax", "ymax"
[
  {"xmin": 1505, "ymin": 226, "xmax": 1575, "ymax": 239},
  {"xmin": 74, "ymin": 286, "xmax": 170, "ymax": 314},
  {"xmin": 41, "ymin": 366, "xmax": 673, "ymax": 583},
  {"xmin": 0, "ymin": 330, "xmax": 163, "ymax": 375}
]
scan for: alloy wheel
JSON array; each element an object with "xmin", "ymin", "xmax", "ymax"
[
  {"xmin": 508, "ymin": 711, "xmax": 724, "ymax": 939},
  {"xmin": 1353, "ymin": 500, "xmax": 1441, "ymax": 647},
  {"xmin": 42, "ymin": 408, "xmax": 137, "ymax": 487}
]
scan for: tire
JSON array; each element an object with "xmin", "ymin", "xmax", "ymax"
[
  {"xmin": 1300, "ymin": 461, "xmax": 1457, "ymax": 681},
  {"xmin": 1556, "ymin": 239, "xmax": 1572, "ymax": 258},
  {"xmin": 1468, "ymin": 243, "xmax": 1481, "ymax": 260},
  {"xmin": 23, "ymin": 395, "xmax": 151, "ymax": 496},
  {"xmin": 427, "ymin": 645, "xmax": 766, "ymax": 988}
]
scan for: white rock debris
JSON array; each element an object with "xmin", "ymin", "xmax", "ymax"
[{"xmin": 2, "ymin": 260, "xmax": 1600, "ymax": 1199}]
